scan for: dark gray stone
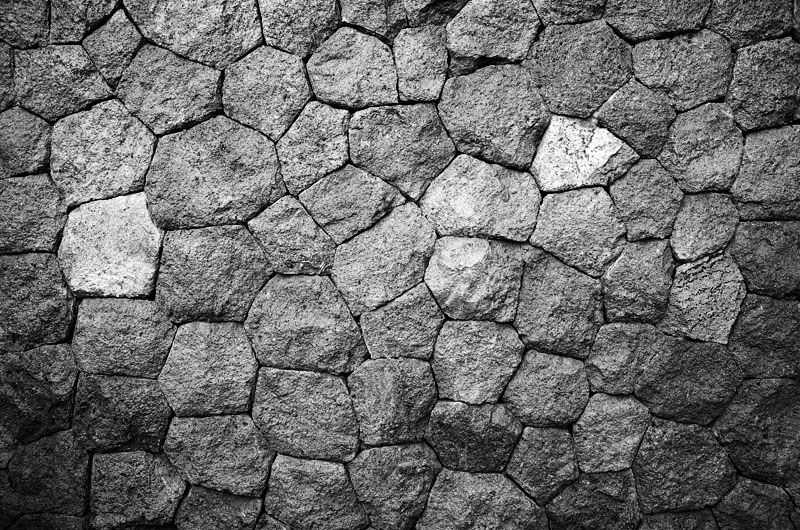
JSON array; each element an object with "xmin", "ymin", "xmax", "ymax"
[
  {"xmin": 82, "ymin": 10, "xmax": 142, "ymax": 87},
  {"xmin": 0, "ymin": 45, "xmax": 14, "ymax": 110},
  {"xmin": 642, "ymin": 511, "xmax": 718, "ymax": 530},
  {"xmin": 341, "ymin": 0, "xmax": 406, "ymax": 38},
  {"xmin": 0, "ymin": 0, "xmax": 48, "ymax": 47},
  {"xmin": 531, "ymin": 0, "xmax": 603, "ymax": 24},
  {"xmin": 586, "ymin": 323, "xmax": 662, "ymax": 395},
  {"xmin": 713, "ymin": 477, "xmax": 795, "ymax": 530},
  {"xmin": 0, "ymin": 174, "xmax": 66, "ymax": 253},
  {"xmin": 259, "ymin": 0, "xmax": 339, "ymax": 57},
  {"xmin": 6, "ymin": 514, "xmax": 86, "ymax": 530},
  {"xmin": 729, "ymin": 221, "xmax": 800, "ymax": 298},
  {"xmin": 175, "ymin": 486, "xmax": 262, "ymax": 530},
  {"xmin": 671, "ymin": 193, "xmax": 739, "ymax": 261},
  {"xmin": 50, "ymin": 0, "xmax": 115, "ymax": 42},
  {"xmin": 0, "ymin": 107, "xmax": 51, "ymax": 178},
  {"xmin": 547, "ymin": 471, "xmax": 640, "ymax": 530},
  {"xmin": 404, "ymin": 0, "xmax": 468, "ymax": 25},
  {"xmin": 506, "ymin": 427, "xmax": 579, "ymax": 505},
  {"xmin": 395, "ymin": 26, "xmax": 447, "ymax": 101},
  {"xmin": 605, "ymin": 0, "xmax": 709, "ymax": 40},
  {"xmin": 706, "ymin": 0, "xmax": 795, "ymax": 48}
]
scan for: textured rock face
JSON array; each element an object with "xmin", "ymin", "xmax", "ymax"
[
  {"xmin": 0, "ymin": 174, "xmax": 66, "ymax": 253},
  {"xmin": 83, "ymin": 10, "xmax": 142, "ymax": 87},
  {"xmin": 729, "ymin": 221, "xmax": 800, "ymax": 298},
  {"xmin": 713, "ymin": 477, "xmax": 795, "ymax": 530},
  {"xmin": 707, "ymin": 0, "xmax": 793, "ymax": 48},
  {"xmin": 506, "ymin": 427, "xmax": 579, "ymax": 504},
  {"xmin": 604, "ymin": 0, "xmax": 709, "ymax": 40},
  {"xmin": 340, "ymin": 0, "xmax": 406, "ymax": 38},
  {"xmin": 547, "ymin": 471, "xmax": 640, "ymax": 530},
  {"xmin": 586, "ymin": 323, "xmax": 661, "ymax": 395},
  {"xmin": 259, "ymin": 0, "xmax": 339, "ymax": 57},
  {"xmin": 0, "ymin": 107, "xmax": 51, "ymax": 178},
  {"xmin": 0, "ymin": 46, "xmax": 12, "ymax": 110},
  {"xmin": 395, "ymin": 26, "xmax": 447, "ymax": 101},
  {"xmin": 531, "ymin": 0, "xmax": 603, "ymax": 24},
  {"xmin": 0, "ymin": 0, "xmax": 49, "ymax": 47},
  {"xmin": 642, "ymin": 511, "xmax": 718, "ymax": 530},
  {"xmin": 50, "ymin": 0, "xmax": 115, "ymax": 43},
  {"xmin": 175, "ymin": 486, "xmax": 262, "ymax": 530},
  {"xmin": 671, "ymin": 193, "xmax": 739, "ymax": 261}
]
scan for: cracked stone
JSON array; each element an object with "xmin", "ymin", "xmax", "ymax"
[
  {"xmin": 0, "ymin": 107, "xmax": 51, "ymax": 178},
  {"xmin": 642, "ymin": 511, "xmax": 718, "ymax": 530},
  {"xmin": 50, "ymin": 0, "xmax": 115, "ymax": 42},
  {"xmin": 395, "ymin": 26, "xmax": 447, "ymax": 101},
  {"xmin": 729, "ymin": 221, "xmax": 800, "ymax": 298},
  {"xmin": 259, "ymin": 0, "xmax": 339, "ymax": 57},
  {"xmin": 341, "ymin": 0, "xmax": 407, "ymax": 38},
  {"xmin": 0, "ymin": 0, "xmax": 48, "ymax": 47},
  {"xmin": 706, "ymin": 0, "xmax": 795, "ymax": 48},
  {"xmin": 83, "ymin": 10, "xmax": 142, "ymax": 87},
  {"xmin": 547, "ymin": 471, "xmax": 641, "ymax": 530},
  {"xmin": 531, "ymin": 0, "xmax": 603, "ymax": 24},
  {"xmin": 0, "ymin": 174, "xmax": 66, "ymax": 253},
  {"xmin": 671, "ymin": 193, "xmax": 738, "ymax": 261},
  {"xmin": 256, "ymin": 515, "xmax": 291, "ymax": 530},
  {"xmin": 714, "ymin": 477, "xmax": 795, "ymax": 530},
  {"xmin": 0, "ymin": 45, "xmax": 12, "ymax": 109},
  {"xmin": 404, "ymin": 0, "xmax": 468, "ymax": 25},
  {"xmin": 507, "ymin": 427, "xmax": 578, "ymax": 505},
  {"xmin": 586, "ymin": 323, "xmax": 662, "ymax": 395},
  {"xmin": 175, "ymin": 486, "xmax": 262, "ymax": 530},
  {"xmin": 605, "ymin": 0, "xmax": 709, "ymax": 40}
]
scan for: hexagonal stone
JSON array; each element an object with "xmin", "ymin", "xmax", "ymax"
[
  {"xmin": 116, "ymin": 44, "xmax": 221, "ymax": 135},
  {"xmin": 605, "ymin": 0, "xmax": 709, "ymax": 40},
  {"xmin": 729, "ymin": 221, "xmax": 800, "ymax": 298},
  {"xmin": 259, "ymin": 0, "xmax": 339, "ymax": 57},
  {"xmin": 252, "ymin": 367, "xmax": 358, "ymax": 462},
  {"xmin": 0, "ymin": 0, "xmax": 48, "ymax": 47},
  {"xmin": 72, "ymin": 298, "xmax": 175, "ymax": 378},
  {"xmin": 714, "ymin": 478, "xmax": 795, "ymax": 530},
  {"xmin": 671, "ymin": 193, "xmax": 738, "ymax": 262},
  {"xmin": 58, "ymin": 193, "xmax": 161, "ymax": 297},
  {"xmin": 264, "ymin": 455, "xmax": 369, "ymax": 530},
  {"xmin": 245, "ymin": 275, "xmax": 366, "ymax": 374},
  {"xmin": 642, "ymin": 511, "xmax": 718, "ymax": 530},
  {"xmin": 525, "ymin": 21, "xmax": 631, "ymax": 118},
  {"xmin": 0, "ymin": 174, "xmax": 66, "ymax": 253},
  {"xmin": 633, "ymin": 418, "xmax": 736, "ymax": 513},
  {"xmin": 506, "ymin": 427, "xmax": 579, "ymax": 505},
  {"xmin": 395, "ymin": 26, "xmax": 447, "ymax": 102},
  {"xmin": 546, "ymin": 471, "xmax": 640, "ymax": 530},
  {"xmin": 0, "ymin": 107, "xmax": 51, "ymax": 178},
  {"xmin": 333, "ymin": 203, "xmax": 436, "ymax": 315},
  {"xmin": 50, "ymin": 0, "xmax": 115, "ymax": 42},
  {"xmin": 706, "ymin": 0, "xmax": 795, "ymax": 48},
  {"xmin": 341, "ymin": 0, "xmax": 406, "ymax": 38},
  {"xmin": 165, "ymin": 414, "xmax": 273, "ymax": 496},
  {"xmin": 175, "ymin": 486, "xmax": 261, "ymax": 530},
  {"xmin": 404, "ymin": 0, "xmax": 468, "ymax": 25},
  {"xmin": 586, "ymin": 323, "xmax": 663, "ymax": 395},
  {"xmin": 503, "ymin": 350, "xmax": 590, "ymax": 426},
  {"xmin": 438, "ymin": 65, "xmax": 549, "ymax": 168},
  {"xmin": 82, "ymin": 10, "xmax": 142, "ymax": 87},
  {"xmin": 348, "ymin": 358, "xmax": 437, "ymax": 445},
  {"xmin": 531, "ymin": 0, "xmax": 603, "ymax": 24},
  {"xmin": 350, "ymin": 103, "xmax": 454, "ymax": 200},
  {"xmin": 156, "ymin": 225, "xmax": 270, "ymax": 323}
]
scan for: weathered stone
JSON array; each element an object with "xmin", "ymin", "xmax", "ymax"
[
  {"xmin": 547, "ymin": 471, "xmax": 640, "ymax": 530},
  {"xmin": 0, "ymin": 174, "xmax": 66, "ymax": 253},
  {"xmin": 425, "ymin": 236, "xmax": 524, "ymax": 322},
  {"xmin": 0, "ymin": 44, "xmax": 13, "ymax": 110},
  {"xmin": 395, "ymin": 26, "xmax": 447, "ymax": 101},
  {"xmin": 0, "ymin": 107, "xmax": 51, "ymax": 179},
  {"xmin": 245, "ymin": 275, "xmax": 365, "ymax": 373},
  {"xmin": 91, "ymin": 451, "xmax": 185, "ymax": 530},
  {"xmin": 671, "ymin": 193, "xmax": 739, "ymax": 262},
  {"xmin": 633, "ymin": 418, "xmax": 736, "ymax": 513},
  {"xmin": 714, "ymin": 478, "xmax": 794, "ymax": 530},
  {"xmin": 586, "ymin": 323, "xmax": 662, "ymax": 395},
  {"xmin": 165, "ymin": 414, "xmax": 273, "ymax": 496},
  {"xmin": 117, "ymin": 44, "xmax": 221, "ymax": 135},
  {"xmin": 503, "ymin": 350, "xmax": 590, "ymax": 426},
  {"xmin": 252, "ymin": 367, "xmax": 358, "ymax": 462},
  {"xmin": 729, "ymin": 221, "xmax": 800, "ymax": 298},
  {"xmin": 531, "ymin": 0, "xmax": 603, "ymax": 24},
  {"xmin": 175, "ymin": 486, "xmax": 262, "ymax": 530},
  {"xmin": 605, "ymin": 0, "xmax": 709, "ymax": 40},
  {"xmin": 50, "ymin": 0, "xmax": 115, "ymax": 42},
  {"xmin": 82, "ymin": 10, "xmax": 142, "ymax": 87},
  {"xmin": 507, "ymin": 427, "xmax": 579, "ymax": 505},
  {"xmin": 706, "ymin": 0, "xmax": 795, "ymax": 48},
  {"xmin": 341, "ymin": 0, "xmax": 406, "ymax": 37},
  {"xmin": 264, "ymin": 455, "xmax": 369, "ymax": 530},
  {"xmin": 525, "ymin": 21, "xmax": 631, "ymax": 118},
  {"xmin": 334, "ymin": 203, "xmax": 436, "ymax": 315},
  {"xmin": 438, "ymin": 65, "xmax": 549, "ymax": 168},
  {"xmin": 404, "ymin": 0, "xmax": 468, "ymax": 25},
  {"xmin": 259, "ymin": 0, "xmax": 339, "ymax": 57},
  {"xmin": 0, "ymin": 0, "xmax": 48, "ymax": 47},
  {"xmin": 350, "ymin": 103, "xmax": 454, "ymax": 199},
  {"xmin": 348, "ymin": 358, "xmax": 436, "ymax": 445},
  {"xmin": 256, "ymin": 515, "xmax": 291, "ymax": 530},
  {"xmin": 641, "ymin": 511, "xmax": 718, "ymax": 530},
  {"xmin": 6, "ymin": 514, "xmax": 85, "ymax": 530}
]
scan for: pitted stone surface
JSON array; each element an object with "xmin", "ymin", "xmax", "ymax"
[
  {"xmin": 729, "ymin": 221, "xmax": 800, "ymax": 298},
  {"xmin": 0, "ymin": 45, "xmax": 13, "ymax": 110},
  {"xmin": 547, "ymin": 471, "xmax": 641, "ymax": 530},
  {"xmin": 83, "ymin": 10, "xmax": 142, "ymax": 88},
  {"xmin": 341, "ymin": 0, "xmax": 407, "ymax": 38},
  {"xmin": 532, "ymin": 0, "xmax": 603, "ymax": 24},
  {"xmin": 0, "ymin": 107, "xmax": 51, "ymax": 178},
  {"xmin": 642, "ymin": 511, "xmax": 718, "ymax": 530},
  {"xmin": 586, "ymin": 323, "xmax": 663, "ymax": 395},
  {"xmin": 604, "ymin": 0, "xmax": 709, "ymax": 40},
  {"xmin": 404, "ymin": 0, "xmax": 468, "ymax": 25},
  {"xmin": 0, "ymin": 174, "xmax": 66, "ymax": 253},
  {"xmin": 671, "ymin": 193, "xmax": 739, "ymax": 261},
  {"xmin": 0, "ymin": 0, "xmax": 48, "ymax": 48},
  {"xmin": 706, "ymin": 0, "xmax": 795, "ymax": 48},
  {"xmin": 259, "ymin": 0, "xmax": 339, "ymax": 57},
  {"xmin": 50, "ymin": 0, "xmax": 115, "ymax": 43},
  {"xmin": 506, "ymin": 427, "xmax": 579, "ymax": 505},
  {"xmin": 175, "ymin": 486, "xmax": 262, "ymax": 530},
  {"xmin": 395, "ymin": 26, "xmax": 448, "ymax": 101},
  {"xmin": 713, "ymin": 477, "xmax": 795, "ymax": 530}
]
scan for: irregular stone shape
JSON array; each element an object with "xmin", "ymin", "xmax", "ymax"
[
  {"xmin": 727, "ymin": 38, "xmax": 800, "ymax": 131},
  {"xmin": 642, "ymin": 511, "xmax": 718, "ymax": 530},
  {"xmin": 277, "ymin": 101, "xmax": 350, "ymax": 195},
  {"xmin": 706, "ymin": 0, "xmax": 795, "ymax": 48},
  {"xmin": 252, "ymin": 367, "xmax": 359, "ymax": 462},
  {"xmin": 632, "ymin": 418, "xmax": 736, "ymax": 513},
  {"xmin": 58, "ymin": 193, "xmax": 161, "ymax": 297},
  {"xmin": 424, "ymin": 236, "xmax": 524, "ymax": 322},
  {"xmin": 531, "ymin": 0, "xmax": 603, "ymax": 24},
  {"xmin": 531, "ymin": 116, "xmax": 638, "ymax": 193},
  {"xmin": 658, "ymin": 103, "xmax": 743, "ymax": 193},
  {"xmin": 264, "ymin": 455, "xmax": 369, "ymax": 530},
  {"xmin": 259, "ymin": 0, "xmax": 339, "ymax": 57},
  {"xmin": 0, "ymin": 0, "xmax": 48, "ymax": 47},
  {"xmin": 546, "ymin": 471, "xmax": 640, "ymax": 530},
  {"xmin": 333, "ymin": 203, "xmax": 436, "ymax": 315},
  {"xmin": 51, "ymin": 100, "xmax": 154, "ymax": 207},
  {"xmin": 248, "ymin": 196, "xmax": 335, "ymax": 275},
  {"xmin": 661, "ymin": 254, "xmax": 746, "ymax": 343},
  {"xmin": 245, "ymin": 275, "xmax": 366, "ymax": 374},
  {"xmin": 715, "ymin": 478, "xmax": 795, "ymax": 530},
  {"xmin": 308, "ymin": 28, "xmax": 398, "ymax": 108},
  {"xmin": 50, "ymin": 0, "xmax": 115, "ymax": 42},
  {"xmin": 223, "ymin": 46, "xmax": 311, "ymax": 140},
  {"xmin": 13, "ymin": 45, "xmax": 109, "ymax": 120},
  {"xmin": 175, "ymin": 486, "xmax": 262, "ymax": 530},
  {"xmin": 0, "ymin": 45, "xmax": 12, "ymax": 110},
  {"xmin": 395, "ymin": 26, "xmax": 447, "ymax": 101},
  {"xmin": 503, "ymin": 350, "xmax": 590, "ymax": 426},
  {"xmin": 417, "ymin": 469, "xmax": 547, "ymax": 530},
  {"xmin": 525, "ymin": 21, "xmax": 631, "ymax": 118},
  {"xmin": 404, "ymin": 0, "xmax": 468, "ymax": 25},
  {"xmin": 350, "ymin": 103, "xmax": 454, "ymax": 199},
  {"xmin": 0, "ymin": 107, "xmax": 51, "ymax": 178},
  {"xmin": 7, "ymin": 514, "xmax": 86, "ymax": 530},
  {"xmin": 116, "ymin": 44, "xmax": 221, "ymax": 135},
  {"xmin": 349, "ymin": 443, "xmax": 441, "ymax": 530},
  {"xmin": 586, "ymin": 323, "xmax": 662, "ymax": 395},
  {"xmin": 421, "ymin": 155, "xmax": 540, "ymax": 241},
  {"xmin": 341, "ymin": 0, "xmax": 406, "ymax": 38},
  {"xmin": 91, "ymin": 451, "xmax": 185, "ymax": 530},
  {"xmin": 729, "ymin": 221, "xmax": 800, "ymax": 298},
  {"xmin": 438, "ymin": 65, "xmax": 549, "ymax": 168},
  {"xmin": 507, "ymin": 427, "xmax": 579, "ymax": 505},
  {"xmin": 0, "ymin": 253, "xmax": 74, "ymax": 353},
  {"xmin": 671, "ymin": 193, "xmax": 738, "ymax": 262},
  {"xmin": 300, "ymin": 164, "xmax": 405, "ymax": 244},
  {"xmin": 733, "ymin": 126, "xmax": 800, "ymax": 220},
  {"xmin": 348, "ymin": 358, "xmax": 437, "ymax": 445},
  {"xmin": 82, "ymin": 10, "xmax": 142, "ymax": 87},
  {"xmin": 256, "ymin": 515, "xmax": 291, "ymax": 530},
  {"xmin": 605, "ymin": 0, "xmax": 709, "ymax": 40},
  {"xmin": 0, "ymin": 174, "xmax": 66, "ymax": 253},
  {"xmin": 165, "ymin": 415, "xmax": 273, "ymax": 496},
  {"xmin": 73, "ymin": 298, "xmax": 175, "ymax": 378}
]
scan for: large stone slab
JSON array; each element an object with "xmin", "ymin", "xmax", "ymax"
[{"xmin": 395, "ymin": 26, "xmax": 447, "ymax": 101}]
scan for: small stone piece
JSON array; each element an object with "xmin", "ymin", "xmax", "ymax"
[
  {"xmin": 341, "ymin": 0, "xmax": 406, "ymax": 38},
  {"xmin": 255, "ymin": 515, "xmax": 290, "ymax": 530},
  {"xmin": 259, "ymin": 0, "xmax": 339, "ymax": 57},
  {"xmin": 604, "ymin": 0, "xmax": 709, "ymax": 40},
  {"xmin": 546, "ymin": 471, "xmax": 641, "ymax": 530},
  {"xmin": 642, "ymin": 511, "xmax": 718, "ymax": 530},
  {"xmin": 671, "ymin": 193, "xmax": 738, "ymax": 261},
  {"xmin": 404, "ymin": 0, "xmax": 468, "ymax": 25},
  {"xmin": 175, "ymin": 486, "xmax": 262, "ymax": 530},
  {"xmin": 0, "ymin": 45, "xmax": 13, "ymax": 110},
  {"xmin": 713, "ymin": 478, "xmax": 795, "ymax": 530},
  {"xmin": 531, "ymin": 0, "xmax": 603, "ymax": 24},
  {"xmin": 50, "ymin": 0, "xmax": 115, "ymax": 42},
  {"xmin": 506, "ymin": 427, "xmax": 579, "ymax": 505},
  {"xmin": 729, "ymin": 221, "xmax": 800, "ymax": 298},
  {"xmin": 82, "ymin": 10, "xmax": 142, "ymax": 87},
  {"xmin": 395, "ymin": 26, "xmax": 447, "ymax": 101},
  {"xmin": 0, "ymin": 174, "xmax": 66, "ymax": 253},
  {"xmin": 0, "ymin": 107, "xmax": 51, "ymax": 178},
  {"xmin": 706, "ymin": 0, "xmax": 795, "ymax": 48},
  {"xmin": 0, "ymin": 0, "xmax": 48, "ymax": 47},
  {"xmin": 586, "ymin": 323, "xmax": 662, "ymax": 395}
]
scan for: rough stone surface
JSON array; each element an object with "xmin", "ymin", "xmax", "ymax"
[
  {"xmin": 0, "ymin": 0, "xmax": 48, "ymax": 48},
  {"xmin": 259, "ymin": 0, "xmax": 339, "ymax": 57},
  {"xmin": 50, "ymin": 0, "xmax": 115, "ymax": 42},
  {"xmin": 0, "ymin": 45, "xmax": 12, "ymax": 111},
  {"xmin": 713, "ymin": 477, "xmax": 795, "ymax": 530},
  {"xmin": 83, "ymin": 10, "xmax": 142, "ymax": 87},
  {"xmin": 673, "ymin": 197, "xmax": 737, "ymax": 264},
  {"xmin": 604, "ymin": 0, "xmax": 709, "ymax": 40},
  {"xmin": 506, "ymin": 427, "xmax": 579, "ymax": 505},
  {"xmin": 404, "ymin": 0, "xmax": 468, "ymax": 25},
  {"xmin": 729, "ymin": 221, "xmax": 800, "ymax": 298},
  {"xmin": 341, "ymin": 0, "xmax": 406, "ymax": 38},
  {"xmin": 0, "ymin": 107, "xmax": 51, "ymax": 179},
  {"xmin": 0, "ymin": 174, "xmax": 66, "ymax": 253},
  {"xmin": 641, "ymin": 511, "xmax": 718, "ymax": 530},
  {"xmin": 175, "ymin": 486, "xmax": 262, "ymax": 530},
  {"xmin": 586, "ymin": 323, "xmax": 661, "ymax": 395},
  {"xmin": 706, "ymin": 0, "xmax": 795, "ymax": 48},
  {"xmin": 531, "ymin": 0, "xmax": 603, "ymax": 24},
  {"xmin": 6, "ymin": 514, "xmax": 86, "ymax": 530},
  {"xmin": 395, "ymin": 26, "xmax": 447, "ymax": 101},
  {"xmin": 547, "ymin": 471, "xmax": 641, "ymax": 530}
]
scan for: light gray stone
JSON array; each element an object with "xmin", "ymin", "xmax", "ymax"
[
  {"xmin": 259, "ymin": 0, "xmax": 339, "ymax": 57},
  {"xmin": 0, "ymin": 107, "xmax": 51, "ymax": 179},
  {"xmin": 547, "ymin": 471, "xmax": 641, "ymax": 530},
  {"xmin": 605, "ymin": 0, "xmax": 710, "ymax": 40},
  {"xmin": 531, "ymin": 0, "xmax": 604, "ymax": 24},
  {"xmin": 0, "ymin": 44, "xmax": 13, "ymax": 110},
  {"xmin": 506, "ymin": 427, "xmax": 579, "ymax": 505},
  {"xmin": 671, "ymin": 193, "xmax": 738, "ymax": 261},
  {"xmin": 50, "ymin": 0, "xmax": 115, "ymax": 42},
  {"xmin": 395, "ymin": 26, "xmax": 447, "ymax": 101},
  {"xmin": 0, "ymin": 0, "xmax": 48, "ymax": 47},
  {"xmin": 82, "ymin": 10, "xmax": 142, "ymax": 87},
  {"xmin": 729, "ymin": 221, "xmax": 800, "ymax": 299},
  {"xmin": 341, "ymin": 0, "xmax": 407, "ymax": 38},
  {"xmin": 706, "ymin": 0, "xmax": 795, "ymax": 48},
  {"xmin": 175, "ymin": 486, "xmax": 262, "ymax": 530},
  {"xmin": 0, "ymin": 174, "xmax": 66, "ymax": 253},
  {"xmin": 586, "ymin": 323, "xmax": 663, "ymax": 395}
]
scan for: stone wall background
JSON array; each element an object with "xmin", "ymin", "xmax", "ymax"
[{"xmin": 1, "ymin": 0, "xmax": 800, "ymax": 528}]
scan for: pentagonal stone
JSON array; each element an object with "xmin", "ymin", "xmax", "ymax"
[
  {"xmin": 50, "ymin": 0, "xmax": 115, "ymax": 42},
  {"xmin": 116, "ymin": 44, "xmax": 221, "ymax": 135},
  {"xmin": 727, "ymin": 38, "xmax": 800, "ymax": 131},
  {"xmin": 438, "ymin": 65, "xmax": 549, "ymax": 168},
  {"xmin": 729, "ymin": 221, "xmax": 800, "ymax": 298},
  {"xmin": 308, "ymin": 28, "xmax": 398, "ymax": 108},
  {"xmin": 421, "ymin": 155, "xmax": 540, "ymax": 241},
  {"xmin": 506, "ymin": 427, "xmax": 579, "ymax": 505},
  {"xmin": 503, "ymin": 350, "xmax": 590, "ymax": 426},
  {"xmin": 350, "ymin": 103, "xmax": 454, "ymax": 199},
  {"xmin": 146, "ymin": 116, "xmax": 281, "ymax": 229},
  {"xmin": 72, "ymin": 298, "xmax": 175, "ymax": 378},
  {"xmin": 0, "ymin": 0, "xmax": 48, "ymax": 47},
  {"xmin": 51, "ymin": 100, "xmax": 154, "ymax": 207},
  {"xmin": 0, "ymin": 254, "xmax": 74, "ymax": 353},
  {"xmin": 82, "ymin": 10, "xmax": 142, "ymax": 87},
  {"xmin": 0, "ymin": 45, "xmax": 12, "ymax": 110},
  {"xmin": 299, "ymin": 164, "xmax": 405, "ymax": 244},
  {"xmin": 13, "ymin": 45, "xmax": 109, "ymax": 120},
  {"xmin": 531, "ymin": 0, "xmax": 603, "ymax": 24},
  {"xmin": 277, "ymin": 102, "xmax": 349, "ymax": 195},
  {"xmin": 348, "ymin": 358, "xmax": 436, "ymax": 445},
  {"xmin": 245, "ymin": 275, "xmax": 366, "ymax": 374},
  {"xmin": 671, "ymin": 193, "xmax": 738, "ymax": 261},
  {"xmin": 404, "ymin": 0, "xmax": 468, "ymax": 25},
  {"xmin": 525, "ymin": 21, "xmax": 631, "ymax": 118},
  {"xmin": 259, "ymin": 0, "xmax": 339, "ymax": 57},
  {"xmin": 125, "ymin": 0, "xmax": 261, "ymax": 68},
  {"xmin": 252, "ymin": 367, "xmax": 358, "ymax": 462},
  {"xmin": 0, "ymin": 174, "xmax": 66, "ymax": 253},
  {"xmin": 605, "ymin": 0, "xmax": 709, "ymax": 40},
  {"xmin": 223, "ymin": 46, "xmax": 310, "ymax": 140},
  {"xmin": 586, "ymin": 323, "xmax": 664, "ymax": 395},
  {"xmin": 175, "ymin": 486, "xmax": 261, "ymax": 530},
  {"xmin": 341, "ymin": 0, "xmax": 406, "ymax": 38},
  {"xmin": 264, "ymin": 455, "xmax": 369, "ymax": 530},
  {"xmin": 546, "ymin": 471, "xmax": 640, "ymax": 530},
  {"xmin": 395, "ymin": 26, "xmax": 447, "ymax": 101},
  {"xmin": 91, "ymin": 451, "xmax": 185, "ymax": 530},
  {"xmin": 349, "ymin": 443, "xmax": 441, "ymax": 530},
  {"xmin": 333, "ymin": 203, "xmax": 436, "ymax": 315},
  {"xmin": 0, "ymin": 107, "xmax": 51, "ymax": 178},
  {"xmin": 58, "ymin": 193, "xmax": 161, "ymax": 297},
  {"xmin": 714, "ymin": 478, "xmax": 795, "ymax": 530},
  {"xmin": 642, "ymin": 511, "xmax": 718, "ymax": 530},
  {"xmin": 432, "ymin": 321, "xmax": 523, "ymax": 404},
  {"xmin": 424, "ymin": 236, "xmax": 524, "ymax": 322},
  {"xmin": 425, "ymin": 401, "xmax": 521, "ymax": 472},
  {"xmin": 706, "ymin": 0, "xmax": 795, "ymax": 48},
  {"xmin": 156, "ymin": 225, "xmax": 270, "ymax": 323},
  {"xmin": 417, "ymin": 469, "xmax": 547, "ymax": 530},
  {"xmin": 633, "ymin": 418, "xmax": 736, "ymax": 513},
  {"xmin": 165, "ymin": 415, "xmax": 273, "ymax": 496}
]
